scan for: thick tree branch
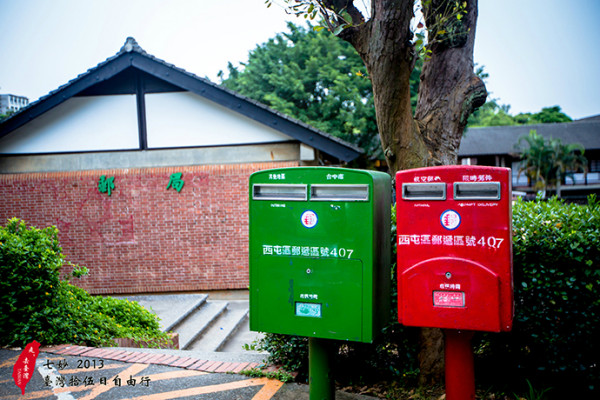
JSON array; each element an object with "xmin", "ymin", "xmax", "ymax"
[
  {"xmin": 337, "ymin": 0, "xmax": 418, "ymax": 173},
  {"xmin": 320, "ymin": 0, "xmax": 370, "ymax": 55},
  {"xmin": 321, "ymin": 0, "xmax": 365, "ymax": 25}
]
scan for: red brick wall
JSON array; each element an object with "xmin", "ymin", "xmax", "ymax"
[{"xmin": 0, "ymin": 161, "xmax": 298, "ymax": 294}]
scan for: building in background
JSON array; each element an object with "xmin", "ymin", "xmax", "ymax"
[
  {"xmin": 459, "ymin": 117, "xmax": 600, "ymax": 200},
  {"xmin": 0, "ymin": 37, "xmax": 361, "ymax": 295},
  {"xmin": 0, "ymin": 94, "xmax": 29, "ymax": 115}
]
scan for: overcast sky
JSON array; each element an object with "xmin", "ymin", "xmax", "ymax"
[{"xmin": 1, "ymin": 0, "xmax": 598, "ymax": 120}]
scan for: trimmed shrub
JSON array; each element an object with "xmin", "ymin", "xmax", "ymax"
[
  {"xmin": 475, "ymin": 195, "xmax": 600, "ymax": 396},
  {"xmin": 42, "ymin": 282, "xmax": 168, "ymax": 347},
  {"xmin": 0, "ymin": 218, "xmax": 169, "ymax": 348},
  {"xmin": 0, "ymin": 218, "xmax": 63, "ymax": 346},
  {"xmin": 259, "ymin": 334, "xmax": 308, "ymax": 375}
]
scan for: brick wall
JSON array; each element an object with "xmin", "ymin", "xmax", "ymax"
[{"xmin": 0, "ymin": 161, "xmax": 298, "ymax": 294}]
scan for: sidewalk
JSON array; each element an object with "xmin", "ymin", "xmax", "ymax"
[
  {"xmin": 1, "ymin": 345, "xmax": 379, "ymax": 399},
  {"xmin": 42, "ymin": 344, "xmax": 266, "ymax": 375}
]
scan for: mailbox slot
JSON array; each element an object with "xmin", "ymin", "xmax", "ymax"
[
  {"xmin": 454, "ymin": 182, "xmax": 501, "ymax": 200},
  {"xmin": 310, "ymin": 184, "xmax": 369, "ymax": 201},
  {"xmin": 402, "ymin": 183, "xmax": 446, "ymax": 200},
  {"xmin": 252, "ymin": 184, "xmax": 307, "ymax": 201}
]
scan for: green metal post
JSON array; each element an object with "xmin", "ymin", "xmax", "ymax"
[{"xmin": 309, "ymin": 337, "xmax": 334, "ymax": 400}]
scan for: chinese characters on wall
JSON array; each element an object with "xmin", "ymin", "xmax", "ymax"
[
  {"xmin": 97, "ymin": 173, "xmax": 186, "ymax": 196},
  {"xmin": 98, "ymin": 175, "xmax": 115, "ymax": 196},
  {"xmin": 166, "ymin": 172, "xmax": 184, "ymax": 192}
]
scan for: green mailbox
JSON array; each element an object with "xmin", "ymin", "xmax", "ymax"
[{"xmin": 249, "ymin": 167, "xmax": 391, "ymax": 343}]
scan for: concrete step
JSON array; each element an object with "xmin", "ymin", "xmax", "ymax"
[
  {"xmin": 220, "ymin": 315, "xmax": 266, "ymax": 353},
  {"xmin": 187, "ymin": 301, "xmax": 250, "ymax": 352},
  {"xmin": 119, "ymin": 292, "xmax": 263, "ymax": 354},
  {"xmin": 177, "ymin": 300, "xmax": 228, "ymax": 350},
  {"xmin": 113, "ymin": 294, "xmax": 208, "ymax": 332}
]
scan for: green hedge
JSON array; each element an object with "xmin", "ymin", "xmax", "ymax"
[
  {"xmin": 258, "ymin": 197, "xmax": 600, "ymax": 395},
  {"xmin": 0, "ymin": 218, "xmax": 63, "ymax": 346},
  {"xmin": 0, "ymin": 218, "xmax": 169, "ymax": 348},
  {"xmin": 475, "ymin": 196, "xmax": 600, "ymax": 396}
]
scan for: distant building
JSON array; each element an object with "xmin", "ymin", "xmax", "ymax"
[
  {"xmin": 0, "ymin": 94, "xmax": 29, "ymax": 115},
  {"xmin": 458, "ymin": 117, "xmax": 600, "ymax": 200}
]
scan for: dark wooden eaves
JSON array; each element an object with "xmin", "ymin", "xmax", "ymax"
[{"xmin": 0, "ymin": 39, "xmax": 362, "ymax": 162}]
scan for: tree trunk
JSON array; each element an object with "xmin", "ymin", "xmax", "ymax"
[
  {"xmin": 341, "ymin": 0, "xmax": 430, "ymax": 172},
  {"xmin": 337, "ymin": 0, "xmax": 487, "ymax": 384},
  {"xmin": 414, "ymin": 0, "xmax": 487, "ymax": 166},
  {"xmin": 418, "ymin": 327, "xmax": 445, "ymax": 386},
  {"xmin": 341, "ymin": 0, "xmax": 486, "ymax": 171}
]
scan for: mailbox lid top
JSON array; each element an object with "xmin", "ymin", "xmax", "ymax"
[
  {"xmin": 396, "ymin": 165, "xmax": 511, "ymax": 179},
  {"xmin": 251, "ymin": 167, "xmax": 390, "ymax": 203},
  {"xmin": 251, "ymin": 166, "xmax": 390, "ymax": 185},
  {"xmin": 396, "ymin": 166, "xmax": 511, "ymax": 199}
]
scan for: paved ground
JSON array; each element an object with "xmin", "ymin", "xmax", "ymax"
[{"xmin": 0, "ymin": 346, "xmax": 379, "ymax": 400}]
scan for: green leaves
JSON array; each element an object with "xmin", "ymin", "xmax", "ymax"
[
  {"xmin": 516, "ymin": 130, "xmax": 587, "ymax": 196},
  {"xmin": 258, "ymin": 334, "xmax": 309, "ymax": 375},
  {"xmin": 0, "ymin": 219, "xmax": 169, "ymax": 348},
  {"xmin": 0, "ymin": 219, "xmax": 63, "ymax": 346},
  {"xmin": 219, "ymin": 22, "xmax": 416, "ymax": 166},
  {"xmin": 417, "ymin": 0, "xmax": 469, "ymax": 53},
  {"xmin": 468, "ymin": 103, "xmax": 573, "ymax": 128},
  {"xmin": 477, "ymin": 196, "xmax": 600, "ymax": 393}
]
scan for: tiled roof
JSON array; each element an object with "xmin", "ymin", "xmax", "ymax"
[
  {"xmin": 0, "ymin": 37, "xmax": 362, "ymax": 162},
  {"xmin": 459, "ymin": 119, "xmax": 600, "ymax": 156}
]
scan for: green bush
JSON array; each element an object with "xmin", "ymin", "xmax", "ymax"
[
  {"xmin": 0, "ymin": 218, "xmax": 169, "ymax": 348},
  {"xmin": 42, "ymin": 282, "xmax": 169, "ymax": 347},
  {"xmin": 475, "ymin": 196, "xmax": 600, "ymax": 396},
  {"xmin": 0, "ymin": 218, "xmax": 63, "ymax": 346},
  {"xmin": 258, "ymin": 334, "xmax": 309, "ymax": 375}
]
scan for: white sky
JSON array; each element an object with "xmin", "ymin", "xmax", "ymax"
[{"xmin": 0, "ymin": 0, "xmax": 598, "ymax": 120}]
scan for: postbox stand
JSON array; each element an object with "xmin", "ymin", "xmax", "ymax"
[
  {"xmin": 309, "ymin": 337, "xmax": 335, "ymax": 400},
  {"xmin": 444, "ymin": 329, "xmax": 475, "ymax": 400}
]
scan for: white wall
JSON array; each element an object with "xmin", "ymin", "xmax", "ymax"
[
  {"xmin": 144, "ymin": 92, "xmax": 290, "ymax": 148},
  {"xmin": 0, "ymin": 95, "xmax": 139, "ymax": 154}
]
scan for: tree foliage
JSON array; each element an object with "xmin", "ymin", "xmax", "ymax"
[
  {"xmin": 0, "ymin": 218, "xmax": 170, "ymax": 348},
  {"xmin": 468, "ymin": 103, "xmax": 573, "ymax": 127},
  {"xmin": 516, "ymin": 105, "xmax": 573, "ymax": 124},
  {"xmin": 220, "ymin": 23, "xmax": 420, "ymax": 165},
  {"xmin": 517, "ymin": 130, "xmax": 587, "ymax": 197}
]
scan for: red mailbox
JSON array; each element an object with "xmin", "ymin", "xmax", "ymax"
[{"xmin": 396, "ymin": 165, "xmax": 513, "ymax": 332}]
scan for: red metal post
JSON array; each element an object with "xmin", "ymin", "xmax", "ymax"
[{"xmin": 444, "ymin": 329, "xmax": 475, "ymax": 400}]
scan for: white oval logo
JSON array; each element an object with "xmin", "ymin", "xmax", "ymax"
[
  {"xmin": 440, "ymin": 210, "xmax": 461, "ymax": 230},
  {"xmin": 301, "ymin": 210, "xmax": 318, "ymax": 228}
]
